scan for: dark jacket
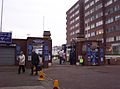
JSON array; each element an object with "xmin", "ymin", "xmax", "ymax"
[{"xmin": 32, "ymin": 52, "xmax": 39, "ymax": 65}]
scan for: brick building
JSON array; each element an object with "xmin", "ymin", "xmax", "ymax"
[
  {"xmin": 66, "ymin": 0, "xmax": 120, "ymax": 54},
  {"xmin": 66, "ymin": 0, "xmax": 84, "ymax": 45}
]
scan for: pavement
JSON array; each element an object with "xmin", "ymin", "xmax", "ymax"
[{"xmin": 0, "ymin": 66, "xmax": 53, "ymax": 89}]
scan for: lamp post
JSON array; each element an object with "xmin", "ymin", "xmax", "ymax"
[{"xmin": 0, "ymin": 0, "xmax": 4, "ymax": 32}]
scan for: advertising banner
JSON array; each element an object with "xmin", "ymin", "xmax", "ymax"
[{"xmin": 0, "ymin": 32, "xmax": 12, "ymax": 44}]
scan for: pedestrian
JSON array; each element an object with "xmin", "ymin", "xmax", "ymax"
[
  {"xmin": 58, "ymin": 50, "xmax": 64, "ymax": 64},
  {"xmin": 63, "ymin": 52, "xmax": 66, "ymax": 63},
  {"xmin": 31, "ymin": 50, "xmax": 39, "ymax": 75},
  {"xmin": 79, "ymin": 56, "xmax": 84, "ymax": 66},
  {"xmin": 69, "ymin": 48, "xmax": 75, "ymax": 65},
  {"xmin": 18, "ymin": 51, "xmax": 25, "ymax": 74}
]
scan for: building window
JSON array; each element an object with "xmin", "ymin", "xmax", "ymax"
[
  {"xmin": 90, "ymin": 16, "xmax": 95, "ymax": 21},
  {"xmin": 116, "ymin": 25, "xmax": 120, "ymax": 31},
  {"xmin": 116, "ymin": 36, "xmax": 120, "ymax": 41},
  {"xmin": 85, "ymin": 11, "xmax": 90, "ymax": 17},
  {"xmin": 90, "ymin": 8, "xmax": 94, "ymax": 14},
  {"xmin": 70, "ymin": 26, "xmax": 75, "ymax": 30},
  {"xmin": 90, "ymin": 1, "xmax": 94, "ymax": 6},
  {"xmin": 85, "ymin": 4, "xmax": 90, "ymax": 10},
  {"xmin": 91, "ymin": 32, "xmax": 95, "ymax": 36},
  {"xmin": 105, "ymin": 8, "xmax": 114, "ymax": 15},
  {"xmin": 95, "ymin": 3, "xmax": 103, "ymax": 10},
  {"xmin": 85, "ymin": 25, "xmax": 90, "ymax": 31},
  {"xmin": 96, "ymin": 20, "xmax": 103, "ymax": 27},
  {"xmin": 87, "ymin": 33, "xmax": 90, "ymax": 37},
  {"xmin": 114, "ymin": 5, "xmax": 120, "ymax": 11},
  {"xmin": 85, "ymin": 0, "xmax": 89, "ymax": 4},
  {"xmin": 105, "ymin": 0, "xmax": 113, "ymax": 7},
  {"xmin": 106, "ymin": 37, "xmax": 114, "ymax": 42},
  {"xmin": 106, "ymin": 26, "xmax": 115, "ymax": 33},
  {"xmin": 75, "ymin": 23, "xmax": 79, "ymax": 28},
  {"xmin": 95, "ymin": 12, "xmax": 103, "ymax": 19},
  {"xmin": 115, "ymin": 15, "xmax": 120, "ymax": 21},
  {"xmin": 96, "ymin": 29, "xmax": 103, "ymax": 35},
  {"xmin": 75, "ymin": 30, "xmax": 79, "ymax": 33},
  {"xmin": 75, "ymin": 4, "xmax": 79, "ymax": 9},
  {"xmin": 91, "ymin": 24, "xmax": 95, "ymax": 29},
  {"xmin": 85, "ymin": 18, "xmax": 90, "ymax": 24},
  {"xmin": 95, "ymin": 0, "xmax": 99, "ymax": 3},
  {"xmin": 105, "ymin": 17, "xmax": 114, "ymax": 24},
  {"xmin": 75, "ymin": 16, "xmax": 79, "ymax": 21},
  {"xmin": 75, "ymin": 10, "xmax": 79, "ymax": 15},
  {"xmin": 114, "ymin": 0, "xmax": 118, "ymax": 2},
  {"xmin": 98, "ymin": 29, "xmax": 103, "ymax": 34}
]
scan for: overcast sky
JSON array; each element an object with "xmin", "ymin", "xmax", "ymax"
[{"xmin": 0, "ymin": 0, "xmax": 77, "ymax": 46}]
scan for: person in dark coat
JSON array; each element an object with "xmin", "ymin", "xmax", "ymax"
[
  {"xmin": 31, "ymin": 50, "xmax": 39, "ymax": 75},
  {"xmin": 69, "ymin": 49, "xmax": 74, "ymax": 65}
]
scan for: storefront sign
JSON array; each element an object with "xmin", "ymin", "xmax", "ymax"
[{"xmin": 0, "ymin": 32, "xmax": 12, "ymax": 43}]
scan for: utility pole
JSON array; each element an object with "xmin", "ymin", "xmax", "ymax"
[
  {"xmin": 43, "ymin": 16, "xmax": 45, "ymax": 31},
  {"xmin": 0, "ymin": 0, "xmax": 4, "ymax": 32}
]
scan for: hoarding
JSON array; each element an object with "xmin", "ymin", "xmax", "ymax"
[{"xmin": 0, "ymin": 32, "xmax": 12, "ymax": 44}]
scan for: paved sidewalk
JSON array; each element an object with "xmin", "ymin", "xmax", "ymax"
[{"xmin": 0, "ymin": 66, "xmax": 53, "ymax": 89}]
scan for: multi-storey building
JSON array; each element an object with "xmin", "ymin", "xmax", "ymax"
[
  {"xmin": 66, "ymin": 0, "xmax": 120, "ymax": 54},
  {"xmin": 84, "ymin": 0, "xmax": 120, "ymax": 54},
  {"xmin": 66, "ymin": 0, "xmax": 84, "ymax": 45}
]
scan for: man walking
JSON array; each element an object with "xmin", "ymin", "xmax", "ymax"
[{"xmin": 31, "ymin": 50, "xmax": 39, "ymax": 75}]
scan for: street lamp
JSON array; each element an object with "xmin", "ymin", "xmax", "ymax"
[{"xmin": 0, "ymin": 0, "xmax": 4, "ymax": 32}]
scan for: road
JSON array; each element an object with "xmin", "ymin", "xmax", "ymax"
[
  {"xmin": 0, "ymin": 58, "xmax": 120, "ymax": 89},
  {"xmin": 45, "ymin": 61, "xmax": 120, "ymax": 89}
]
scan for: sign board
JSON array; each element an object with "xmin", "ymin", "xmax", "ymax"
[{"xmin": 0, "ymin": 32, "xmax": 12, "ymax": 44}]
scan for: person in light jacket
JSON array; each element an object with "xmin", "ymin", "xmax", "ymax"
[{"xmin": 18, "ymin": 51, "xmax": 25, "ymax": 74}]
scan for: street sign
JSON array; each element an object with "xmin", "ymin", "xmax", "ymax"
[{"xmin": 0, "ymin": 32, "xmax": 12, "ymax": 44}]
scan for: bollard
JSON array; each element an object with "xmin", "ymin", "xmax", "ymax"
[
  {"xmin": 38, "ymin": 70, "xmax": 44, "ymax": 81},
  {"xmin": 53, "ymin": 80, "xmax": 59, "ymax": 89}
]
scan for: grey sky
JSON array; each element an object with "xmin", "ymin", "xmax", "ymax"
[{"xmin": 0, "ymin": 0, "xmax": 77, "ymax": 46}]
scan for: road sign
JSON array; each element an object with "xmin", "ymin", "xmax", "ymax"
[{"xmin": 0, "ymin": 32, "xmax": 12, "ymax": 44}]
